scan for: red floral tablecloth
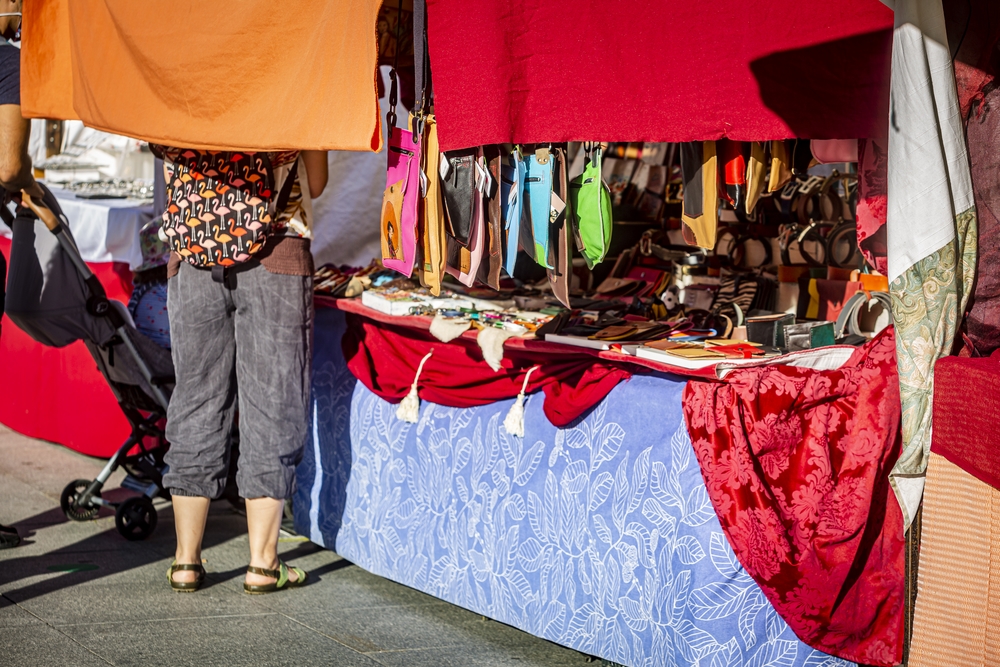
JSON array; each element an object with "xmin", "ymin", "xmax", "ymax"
[{"xmin": 684, "ymin": 328, "xmax": 904, "ymax": 665}]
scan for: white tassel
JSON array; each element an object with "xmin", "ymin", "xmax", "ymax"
[
  {"xmin": 504, "ymin": 366, "xmax": 538, "ymax": 437},
  {"xmin": 397, "ymin": 350, "xmax": 434, "ymax": 423}
]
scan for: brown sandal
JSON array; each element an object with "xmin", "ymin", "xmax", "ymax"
[
  {"xmin": 243, "ymin": 561, "xmax": 307, "ymax": 594},
  {"xmin": 167, "ymin": 561, "xmax": 205, "ymax": 592}
]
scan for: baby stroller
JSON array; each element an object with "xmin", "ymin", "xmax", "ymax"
[{"xmin": 3, "ymin": 184, "xmax": 174, "ymax": 540}]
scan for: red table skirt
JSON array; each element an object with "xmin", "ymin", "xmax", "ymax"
[{"xmin": 0, "ymin": 237, "xmax": 134, "ymax": 458}]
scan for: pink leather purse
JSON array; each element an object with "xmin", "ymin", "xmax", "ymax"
[{"xmin": 380, "ymin": 126, "xmax": 422, "ymax": 276}]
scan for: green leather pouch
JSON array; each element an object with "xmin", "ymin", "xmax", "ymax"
[{"xmin": 569, "ymin": 145, "xmax": 613, "ymax": 269}]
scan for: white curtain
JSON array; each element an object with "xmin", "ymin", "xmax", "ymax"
[{"xmin": 885, "ymin": 0, "xmax": 978, "ymax": 530}]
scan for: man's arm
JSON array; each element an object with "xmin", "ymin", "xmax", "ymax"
[{"xmin": 0, "ymin": 104, "xmax": 41, "ymax": 198}]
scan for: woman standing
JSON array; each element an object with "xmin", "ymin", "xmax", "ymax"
[{"xmin": 161, "ymin": 149, "xmax": 328, "ymax": 592}]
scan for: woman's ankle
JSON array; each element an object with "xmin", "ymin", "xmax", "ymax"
[
  {"xmin": 248, "ymin": 555, "xmax": 279, "ymax": 571},
  {"xmin": 175, "ymin": 551, "xmax": 201, "ymax": 565}
]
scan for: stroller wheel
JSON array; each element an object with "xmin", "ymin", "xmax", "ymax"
[
  {"xmin": 60, "ymin": 479, "xmax": 102, "ymax": 522},
  {"xmin": 115, "ymin": 497, "xmax": 158, "ymax": 541}
]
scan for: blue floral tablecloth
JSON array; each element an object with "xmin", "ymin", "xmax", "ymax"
[{"xmin": 295, "ymin": 308, "xmax": 852, "ymax": 667}]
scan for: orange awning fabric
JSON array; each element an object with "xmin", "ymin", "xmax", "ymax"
[{"xmin": 21, "ymin": 0, "xmax": 383, "ymax": 152}]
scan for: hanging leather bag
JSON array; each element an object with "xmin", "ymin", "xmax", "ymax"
[
  {"xmin": 380, "ymin": 119, "xmax": 421, "ymax": 276},
  {"xmin": 500, "ymin": 148, "xmax": 526, "ymax": 277},
  {"xmin": 524, "ymin": 147, "xmax": 554, "ymax": 269},
  {"xmin": 445, "ymin": 148, "xmax": 488, "ymax": 286},
  {"xmin": 568, "ymin": 143, "xmax": 613, "ymax": 269},
  {"xmin": 440, "ymin": 148, "xmax": 478, "ymax": 245}
]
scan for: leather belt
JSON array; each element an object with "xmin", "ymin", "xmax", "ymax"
[{"xmin": 835, "ymin": 290, "xmax": 893, "ymax": 339}]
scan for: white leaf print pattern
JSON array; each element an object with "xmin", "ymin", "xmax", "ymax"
[
  {"xmin": 689, "ymin": 583, "xmax": 749, "ymax": 621},
  {"xmin": 313, "ymin": 368, "xmax": 855, "ymax": 667}
]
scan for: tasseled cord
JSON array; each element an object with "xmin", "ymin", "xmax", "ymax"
[
  {"xmin": 397, "ymin": 350, "xmax": 434, "ymax": 423},
  {"xmin": 503, "ymin": 366, "xmax": 539, "ymax": 437}
]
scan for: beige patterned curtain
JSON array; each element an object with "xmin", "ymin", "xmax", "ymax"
[{"xmin": 886, "ymin": 0, "xmax": 978, "ymax": 529}]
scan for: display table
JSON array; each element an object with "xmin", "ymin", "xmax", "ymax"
[
  {"xmin": 294, "ymin": 307, "xmax": 853, "ymax": 667},
  {"xmin": 0, "ymin": 189, "xmax": 153, "ymax": 457}
]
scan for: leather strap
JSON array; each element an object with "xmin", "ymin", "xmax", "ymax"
[
  {"xmin": 478, "ymin": 146, "xmax": 503, "ymax": 289},
  {"xmin": 247, "ymin": 565, "xmax": 281, "ymax": 579},
  {"xmin": 713, "ymin": 226, "xmax": 739, "ymax": 261},
  {"xmin": 273, "ymin": 159, "xmax": 299, "ymax": 219},
  {"xmin": 825, "ymin": 219, "xmax": 859, "ymax": 269},
  {"xmin": 795, "ymin": 173, "xmax": 843, "ymax": 225},
  {"xmin": 413, "ymin": 0, "xmax": 429, "ymax": 114},
  {"xmin": 547, "ymin": 146, "xmax": 571, "ymax": 308},
  {"xmin": 795, "ymin": 221, "xmax": 832, "ymax": 267},
  {"xmin": 729, "ymin": 234, "xmax": 773, "ymax": 269},
  {"xmin": 170, "ymin": 563, "xmax": 205, "ymax": 572},
  {"xmin": 386, "ymin": 0, "xmax": 404, "ymax": 133}
]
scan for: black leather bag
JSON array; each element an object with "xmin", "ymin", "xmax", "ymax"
[{"xmin": 440, "ymin": 148, "xmax": 478, "ymax": 246}]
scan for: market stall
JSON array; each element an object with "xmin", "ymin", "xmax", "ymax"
[
  {"xmin": 297, "ymin": 306, "xmax": 870, "ymax": 667},
  {"xmin": 283, "ymin": 1, "xmax": 906, "ymax": 662},
  {"xmin": 11, "ymin": 0, "xmax": 997, "ymax": 665},
  {"xmin": 294, "ymin": 295, "xmax": 902, "ymax": 666}
]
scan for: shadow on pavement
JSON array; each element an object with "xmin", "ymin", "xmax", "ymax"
[{"xmin": 0, "ymin": 498, "xmax": 246, "ymax": 603}]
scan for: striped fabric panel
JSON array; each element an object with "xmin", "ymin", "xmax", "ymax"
[{"xmin": 909, "ymin": 453, "xmax": 1000, "ymax": 666}]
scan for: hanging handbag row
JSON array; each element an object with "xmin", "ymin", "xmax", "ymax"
[
  {"xmin": 378, "ymin": 0, "xmax": 613, "ymax": 306},
  {"xmin": 380, "ymin": 133, "xmax": 615, "ymax": 307}
]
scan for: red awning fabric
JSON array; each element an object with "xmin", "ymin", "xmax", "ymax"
[{"xmin": 425, "ymin": 0, "xmax": 893, "ymax": 151}]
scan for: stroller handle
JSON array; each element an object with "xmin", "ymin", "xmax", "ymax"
[
  {"xmin": 20, "ymin": 188, "xmax": 98, "ymax": 286},
  {"xmin": 21, "ymin": 192, "xmax": 61, "ymax": 232}
]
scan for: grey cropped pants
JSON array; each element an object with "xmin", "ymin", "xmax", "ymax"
[{"xmin": 162, "ymin": 261, "xmax": 312, "ymax": 500}]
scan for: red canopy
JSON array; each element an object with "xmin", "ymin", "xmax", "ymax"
[{"xmin": 425, "ymin": 0, "xmax": 893, "ymax": 151}]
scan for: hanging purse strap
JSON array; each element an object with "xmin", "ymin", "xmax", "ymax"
[
  {"xmin": 412, "ymin": 0, "xmax": 431, "ymax": 143},
  {"xmin": 386, "ymin": 0, "xmax": 404, "ymax": 136}
]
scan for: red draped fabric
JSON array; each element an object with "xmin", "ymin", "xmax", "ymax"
[
  {"xmin": 425, "ymin": 0, "xmax": 893, "ymax": 150},
  {"xmin": 342, "ymin": 313, "xmax": 633, "ymax": 427},
  {"xmin": 0, "ymin": 236, "xmax": 133, "ymax": 457},
  {"xmin": 682, "ymin": 328, "xmax": 904, "ymax": 666},
  {"xmin": 931, "ymin": 352, "xmax": 1000, "ymax": 492}
]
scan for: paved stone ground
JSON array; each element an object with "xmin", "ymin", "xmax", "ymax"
[{"xmin": 0, "ymin": 425, "xmax": 603, "ymax": 667}]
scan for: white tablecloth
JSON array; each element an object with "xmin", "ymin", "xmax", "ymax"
[{"xmin": 46, "ymin": 186, "xmax": 153, "ymax": 270}]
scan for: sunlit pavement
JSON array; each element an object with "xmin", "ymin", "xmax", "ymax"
[{"xmin": 0, "ymin": 425, "xmax": 607, "ymax": 667}]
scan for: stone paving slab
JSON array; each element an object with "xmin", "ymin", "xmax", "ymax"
[
  {"xmin": 0, "ymin": 624, "xmax": 111, "ymax": 667},
  {"xmin": 0, "ymin": 594, "xmax": 43, "ymax": 628},
  {"xmin": 0, "ymin": 426, "xmax": 603, "ymax": 666},
  {"xmin": 61, "ymin": 614, "xmax": 385, "ymax": 667}
]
